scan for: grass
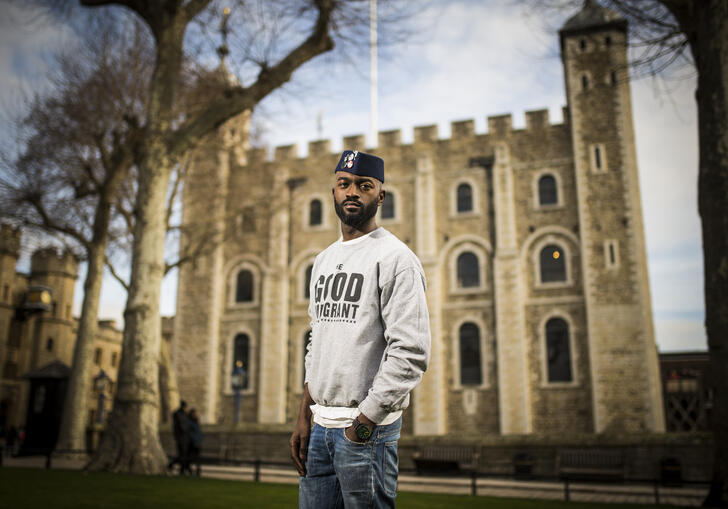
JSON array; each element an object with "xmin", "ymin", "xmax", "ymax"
[{"xmin": 0, "ymin": 467, "xmax": 686, "ymax": 509}]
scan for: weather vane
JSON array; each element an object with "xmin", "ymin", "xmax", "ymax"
[{"xmin": 217, "ymin": 7, "xmax": 231, "ymax": 65}]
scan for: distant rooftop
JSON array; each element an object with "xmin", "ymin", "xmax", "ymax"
[{"xmin": 560, "ymin": 0, "xmax": 626, "ymax": 34}]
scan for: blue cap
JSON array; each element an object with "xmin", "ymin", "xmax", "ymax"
[{"xmin": 334, "ymin": 150, "xmax": 384, "ymax": 183}]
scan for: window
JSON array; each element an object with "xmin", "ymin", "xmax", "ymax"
[
  {"xmin": 546, "ymin": 318, "xmax": 572, "ymax": 382},
  {"xmin": 111, "ymin": 352, "xmax": 118, "ymax": 368},
  {"xmin": 309, "ymin": 199, "xmax": 322, "ymax": 226},
  {"xmin": 45, "ymin": 338, "xmax": 53, "ymax": 352},
  {"xmin": 3, "ymin": 285, "xmax": 8, "ymax": 301},
  {"xmin": 538, "ymin": 175, "xmax": 558, "ymax": 206},
  {"xmin": 241, "ymin": 207, "xmax": 256, "ymax": 233},
  {"xmin": 604, "ymin": 35, "xmax": 612, "ymax": 47},
  {"xmin": 589, "ymin": 143, "xmax": 608, "ymax": 172},
  {"xmin": 302, "ymin": 330, "xmax": 312, "ymax": 385},
  {"xmin": 581, "ymin": 74, "xmax": 589, "ymax": 91},
  {"xmin": 459, "ymin": 323, "xmax": 482, "ymax": 386},
  {"xmin": 304, "ymin": 264, "xmax": 313, "ymax": 299},
  {"xmin": 457, "ymin": 252, "xmax": 479, "ymax": 288},
  {"xmin": 540, "ymin": 245, "xmax": 566, "ymax": 283},
  {"xmin": 604, "ymin": 239, "xmax": 619, "ymax": 269},
  {"xmin": 232, "ymin": 333, "xmax": 250, "ymax": 389},
  {"xmin": 94, "ymin": 348, "xmax": 102, "ymax": 366},
  {"xmin": 579, "ymin": 38, "xmax": 587, "ymax": 51},
  {"xmin": 381, "ymin": 192, "xmax": 395, "ymax": 220},
  {"xmin": 456, "ymin": 183, "xmax": 473, "ymax": 213},
  {"xmin": 66, "ymin": 304, "xmax": 71, "ymax": 319},
  {"xmin": 236, "ymin": 269, "xmax": 254, "ymax": 303}
]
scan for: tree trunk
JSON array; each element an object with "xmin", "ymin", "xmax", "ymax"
[
  {"xmin": 55, "ymin": 183, "xmax": 120, "ymax": 457},
  {"xmin": 87, "ymin": 148, "xmax": 172, "ymax": 474},
  {"xmin": 693, "ymin": 1, "xmax": 728, "ymax": 506}
]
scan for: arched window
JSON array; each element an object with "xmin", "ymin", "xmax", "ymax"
[
  {"xmin": 457, "ymin": 183, "xmax": 473, "ymax": 213},
  {"xmin": 459, "ymin": 323, "xmax": 482, "ymax": 385},
  {"xmin": 457, "ymin": 252, "xmax": 479, "ymax": 288},
  {"xmin": 45, "ymin": 338, "xmax": 53, "ymax": 352},
  {"xmin": 540, "ymin": 245, "xmax": 566, "ymax": 283},
  {"xmin": 233, "ymin": 333, "xmax": 250, "ymax": 389},
  {"xmin": 304, "ymin": 264, "xmax": 313, "ymax": 299},
  {"xmin": 302, "ymin": 329, "xmax": 312, "ymax": 385},
  {"xmin": 546, "ymin": 318, "xmax": 572, "ymax": 382},
  {"xmin": 538, "ymin": 175, "xmax": 558, "ymax": 206},
  {"xmin": 236, "ymin": 269, "xmax": 254, "ymax": 302},
  {"xmin": 309, "ymin": 199, "xmax": 322, "ymax": 226},
  {"xmin": 381, "ymin": 192, "xmax": 395, "ymax": 219}
]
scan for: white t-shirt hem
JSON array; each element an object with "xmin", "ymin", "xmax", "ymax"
[{"xmin": 310, "ymin": 404, "xmax": 402, "ymax": 428}]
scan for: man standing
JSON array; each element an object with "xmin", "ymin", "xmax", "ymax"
[
  {"xmin": 170, "ymin": 400, "xmax": 190, "ymax": 474},
  {"xmin": 290, "ymin": 150, "xmax": 431, "ymax": 508}
]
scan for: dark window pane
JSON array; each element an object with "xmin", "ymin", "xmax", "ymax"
[
  {"xmin": 540, "ymin": 245, "xmax": 566, "ymax": 282},
  {"xmin": 233, "ymin": 333, "xmax": 249, "ymax": 389},
  {"xmin": 538, "ymin": 175, "xmax": 558, "ymax": 205},
  {"xmin": 236, "ymin": 270, "xmax": 254, "ymax": 302},
  {"xmin": 310, "ymin": 199, "xmax": 322, "ymax": 226},
  {"xmin": 546, "ymin": 318, "xmax": 572, "ymax": 382},
  {"xmin": 594, "ymin": 146, "xmax": 602, "ymax": 169},
  {"xmin": 304, "ymin": 265, "xmax": 313, "ymax": 299},
  {"xmin": 460, "ymin": 323, "xmax": 482, "ymax": 385},
  {"xmin": 457, "ymin": 183, "xmax": 473, "ymax": 212},
  {"xmin": 241, "ymin": 207, "xmax": 256, "ymax": 232},
  {"xmin": 381, "ymin": 193, "xmax": 395, "ymax": 219},
  {"xmin": 457, "ymin": 252, "xmax": 479, "ymax": 288}
]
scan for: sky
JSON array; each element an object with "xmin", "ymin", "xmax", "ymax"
[{"xmin": 0, "ymin": 1, "xmax": 706, "ymax": 352}]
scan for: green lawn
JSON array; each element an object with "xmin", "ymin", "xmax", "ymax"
[{"xmin": 0, "ymin": 468, "xmax": 685, "ymax": 509}]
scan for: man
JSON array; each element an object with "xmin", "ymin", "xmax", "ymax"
[
  {"xmin": 170, "ymin": 400, "xmax": 190, "ymax": 474},
  {"xmin": 290, "ymin": 150, "xmax": 431, "ymax": 508}
]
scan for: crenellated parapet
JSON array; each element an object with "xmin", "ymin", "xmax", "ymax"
[
  {"xmin": 0, "ymin": 224, "xmax": 21, "ymax": 258},
  {"xmin": 261, "ymin": 109, "xmax": 566, "ymax": 163},
  {"xmin": 30, "ymin": 248, "xmax": 79, "ymax": 278}
]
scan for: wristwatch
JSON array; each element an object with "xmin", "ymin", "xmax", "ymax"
[{"xmin": 353, "ymin": 416, "xmax": 374, "ymax": 441}]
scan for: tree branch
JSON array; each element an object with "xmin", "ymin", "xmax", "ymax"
[
  {"xmin": 166, "ymin": 0, "xmax": 336, "ymax": 158},
  {"xmin": 105, "ymin": 254, "xmax": 129, "ymax": 290}
]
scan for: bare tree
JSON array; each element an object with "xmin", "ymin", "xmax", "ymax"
[
  {"xmin": 530, "ymin": 0, "xmax": 727, "ymax": 504},
  {"xmin": 0, "ymin": 15, "xmax": 150, "ymax": 457}
]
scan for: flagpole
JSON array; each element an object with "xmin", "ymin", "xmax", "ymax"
[{"xmin": 369, "ymin": 0, "xmax": 377, "ymax": 148}]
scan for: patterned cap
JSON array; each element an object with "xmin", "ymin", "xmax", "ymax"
[{"xmin": 334, "ymin": 150, "xmax": 384, "ymax": 183}]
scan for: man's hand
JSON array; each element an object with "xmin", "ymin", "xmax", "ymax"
[
  {"xmin": 290, "ymin": 417, "xmax": 310, "ymax": 476},
  {"xmin": 290, "ymin": 384, "xmax": 314, "ymax": 476},
  {"xmin": 345, "ymin": 412, "xmax": 376, "ymax": 443}
]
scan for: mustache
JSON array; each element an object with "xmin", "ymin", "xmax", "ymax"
[{"xmin": 343, "ymin": 199, "xmax": 362, "ymax": 206}]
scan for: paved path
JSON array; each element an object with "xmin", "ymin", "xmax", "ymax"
[{"xmin": 1, "ymin": 455, "xmax": 708, "ymax": 506}]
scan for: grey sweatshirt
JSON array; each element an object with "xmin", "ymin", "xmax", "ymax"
[{"xmin": 304, "ymin": 227, "xmax": 431, "ymax": 424}]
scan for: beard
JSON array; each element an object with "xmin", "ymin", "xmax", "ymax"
[{"xmin": 334, "ymin": 198, "xmax": 379, "ymax": 228}]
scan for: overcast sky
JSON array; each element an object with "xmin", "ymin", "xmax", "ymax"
[{"xmin": 0, "ymin": 1, "xmax": 705, "ymax": 352}]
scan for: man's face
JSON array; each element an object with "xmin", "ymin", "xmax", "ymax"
[{"xmin": 332, "ymin": 171, "xmax": 384, "ymax": 228}]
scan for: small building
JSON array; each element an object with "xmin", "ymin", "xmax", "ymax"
[
  {"xmin": 0, "ymin": 224, "xmax": 123, "ymax": 449},
  {"xmin": 659, "ymin": 351, "xmax": 712, "ymax": 432}
]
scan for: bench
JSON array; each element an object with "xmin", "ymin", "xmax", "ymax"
[
  {"xmin": 412, "ymin": 446, "xmax": 479, "ymax": 475},
  {"xmin": 557, "ymin": 449, "xmax": 626, "ymax": 482}
]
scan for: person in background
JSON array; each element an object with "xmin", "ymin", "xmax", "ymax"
[{"xmin": 187, "ymin": 408, "xmax": 203, "ymax": 476}]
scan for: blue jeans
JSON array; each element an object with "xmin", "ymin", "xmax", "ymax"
[{"xmin": 299, "ymin": 418, "xmax": 401, "ymax": 509}]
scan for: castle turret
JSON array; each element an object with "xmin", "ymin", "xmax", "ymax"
[
  {"xmin": 28, "ymin": 248, "xmax": 79, "ymax": 367},
  {"xmin": 560, "ymin": 1, "xmax": 664, "ymax": 432}
]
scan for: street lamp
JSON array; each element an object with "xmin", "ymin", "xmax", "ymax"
[
  {"xmin": 231, "ymin": 360, "xmax": 246, "ymax": 424},
  {"xmin": 94, "ymin": 369, "xmax": 110, "ymax": 424}
]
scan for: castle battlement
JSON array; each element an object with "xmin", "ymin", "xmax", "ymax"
[
  {"xmin": 31, "ymin": 247, "xmax": 79, "ymax": 277},
  {"xmin": 258, "ymin": 109, "xmax": 567, "ymax": 163},
  {"xmin": 0, "ymin": 223, "xmax": 22, "ymax": 258}
]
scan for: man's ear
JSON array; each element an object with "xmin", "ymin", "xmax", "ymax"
[{"xmin": 379, "ymin": 188, "xmax": 386, "ymax": 205}]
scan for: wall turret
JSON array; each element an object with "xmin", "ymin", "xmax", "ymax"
[{"xmin": 560, "ymin": 1, "xmax": 664, "ymax": 433}]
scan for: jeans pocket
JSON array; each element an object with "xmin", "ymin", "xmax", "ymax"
[{"xmin": 383, "ymin": 441, "xmax": 399, "ymax": 497}]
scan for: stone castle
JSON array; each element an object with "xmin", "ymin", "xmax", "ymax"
[
  {"xmin": 174, "ymin": 3, "xmax": 665, "ymax": 436},
  {"xmin": 0, "ymin": 225, "xmax": 123, "ymax": 436}
]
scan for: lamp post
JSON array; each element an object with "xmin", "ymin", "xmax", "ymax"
[
  {"xmin": 231, "ymin": 360, "xmax": 246, "ymax": 424},
  {"xmin": 93, "ymin": 369, "xmax": 110, "ymax": 424}
]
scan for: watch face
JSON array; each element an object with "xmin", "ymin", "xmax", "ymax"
[{"xmin": 355, "ymin": 423, "xmax": 372, "ymax": 440}]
